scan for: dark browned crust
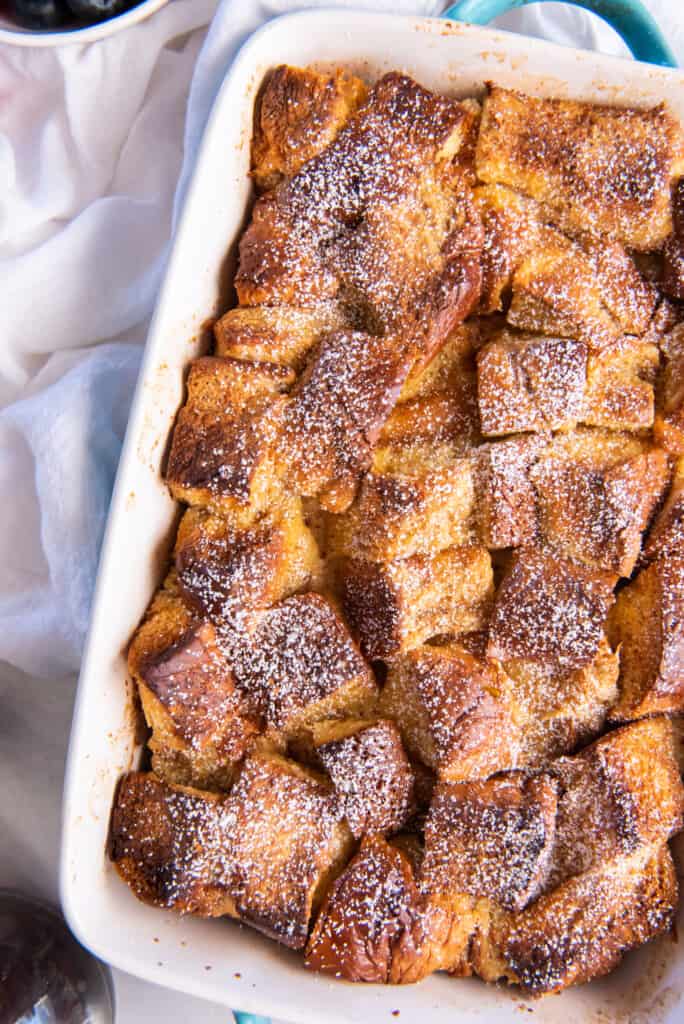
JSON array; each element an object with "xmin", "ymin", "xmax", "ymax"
[
  {"xmin": 487, "ymin": 549, "xmax": 615, "ymax": 670},
  {"xmin": 422, "ymin": 772, "xmax": 558, "ymax": 911}
]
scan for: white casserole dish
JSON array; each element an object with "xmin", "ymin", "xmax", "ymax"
[{"xmin": 60, "ymin": 10, "xmax": 684, "ymax": 1022}]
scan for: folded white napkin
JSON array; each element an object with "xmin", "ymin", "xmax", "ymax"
[{"xmin": 0, "ymin": 0, "xmax": 682, "ymax": 680}]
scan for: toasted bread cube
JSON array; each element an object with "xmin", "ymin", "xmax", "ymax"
[
  {"xmin": 476, "ymin": 435, "xmax": 544, "ymax": 548},
  {"xmin": 488, "ymin": 549, "xmax": 615, "ymax": 671},
  {"xmin": 608, "ymin": 556, "xmax": 684, "ymax": 719},
  {"xmin": 477, "ymin": 331, "xmax": 587, "ymax": 437},
  {"xmin": 251, "ymin": 65, "xmax": 367, "ymax": 191},
  {"xmin": 166, "ymin": 356, "xmax": 294, "ymax": 524},
  {"xmin": 282, "ymin": 330, "xmax": 414, "ymax": 512},
  {"xmin": 655, "ymin": 323, "xmax": 684, "ymax": 455},
  {"xmin": 643, "ymin": 457, "xmax": 684, "ymax": 564},
  {"xmin": 239, "ymin": 592, "xmax": 377, "ymax": 735},
  {"xmin": 306, "ymin": 834, "xmax": 478, "ymax": 983},
  {"xmin": 329, "ymin": 445, "xmax": 476, "ymax": 563},
  {"xmin": 237, "ymin": 73, "xmax": 481, "ymax": 356},
  {"xmin": 508, "ymin": 241, "xmax": 621, "ymax": 350},
  {"xmin": 108, "ymin": 772, "xmax": 238, "ymax": 916},
  {"xmin": 214, "ymin": 303, "xmax": 345, "ymax": 370},
  {"xmin": 533, "ymin": 444, "xmax": 669, "ymax": 576},
  {"xmin": 476, "ymin": 86, "xmax": 684, "ymax": 250},
  {"xmin": 128, "ymin": 591, "xmax": 262, "ymax": 789},
  {"xmin": 222, "ymin": 751, "xmax": 354, "ymax": 948},
  {"xmin": 474, "ymin": 184, "xmax": 541, "ymax": 313},
  {"xmin": 314, "ymin": 719, "xmax": 414, "ymax": 838},
  {"xmin": 174, "ymin": 501, "xmax": 322, "ymax": 625},
  {"xmin": 382, "ymin": 643, "xmax": 519, "ymax": 782},
  {"xmin": 583, "ymin": 337, "xmax": 659, "ymax": 431},
  {"xmin": 504, "ymin": 637, "xmax": 619, "ymax": 768},
  {"xmin": 344, "ymin": 544, "xmax": 494, "ymax": 659},
  {"xmin": 482, "ymin": 845, "xmax": 677, "ymax": 994},
  {"xmin": 548, "ymin": 718, "xmax": 684, "ymax": 888},
  {"xmin": 422, "ymin": 772, "xmax": 558, "ymax": 911}
]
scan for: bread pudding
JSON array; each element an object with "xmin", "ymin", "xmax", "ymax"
[{"xmin": 108, "ymin": 65, "xmax": 684, "ymax": 995}]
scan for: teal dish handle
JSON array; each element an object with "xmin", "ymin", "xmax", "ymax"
[
  {"xmin": 234, "ymin": 1013, "xmax": 270, "ymax": 1024},
  {"xmin": 442, "ymin": 0, "xmax": 678, "ymax": 67}
]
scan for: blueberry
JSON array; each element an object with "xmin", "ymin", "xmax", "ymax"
[
  {"xmin": 11, "ymin": 0, "xmax": 69, "ymax": 28},
  {"xmin": 66, "ymin": 0, "xmax": 136, "ymax": 22}
]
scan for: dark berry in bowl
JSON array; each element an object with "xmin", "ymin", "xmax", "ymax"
[
  {"xmin": 66, "ymin": 0, "xmax": 137, "ymax": 22},
  {"xmin": 11, "ymin": 0, "xmax": 69, "ymax": 27}
]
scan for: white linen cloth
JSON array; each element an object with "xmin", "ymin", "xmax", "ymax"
[{"xmin": 1, "ymin": 1, "xmax": 684, "ymax": 1022}]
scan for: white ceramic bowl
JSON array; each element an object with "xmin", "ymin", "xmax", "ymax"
[{"xmin": 0, "ymin": 0, "xmax": 170, "ymax": 46}]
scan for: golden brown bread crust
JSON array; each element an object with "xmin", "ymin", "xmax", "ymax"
[
  {"xmin": 643, "ymin": 456, "xmax": 684, "ymax": 564},
  {"xmin": 315, "ymin": 719, "xmax": 414, "ymax": 838},
  {"xmin": 237, "ymin": 72, "xmax": 482, "ymax": 361},
  {"xmin": 655, "ymin": 322, "xmax": 684, "ymax": 455},
  {"xmin": 532, "ymin": 444, "xmax": 669, "ymax": 576},
  {"xmin": 476, "ymin": 85, "xmax": 684, "ymax": 250},
  {"xmin": 305, "ymin": 835, "xmax": 479, "ymax": 983},
  {"xmin": 422, "ymin": 772, "xmax": 558, "ymax": 911},
  {"xmin": 108, "ymin": 772, "xmax": 238, "ymax": 916},
  {"xmin": 236, "ymin": 591, "xmax": 378, "ymax": 736},
  {"xmin": 281, "ymin": 330, "xmax": 415, "ymax": 512},
  {"xmin": 343, "ymin": 545, "xmax": 494, "ymax": 659},
  {"xmin": 213, "ymin": 303, "xmax": 346, "ymax": 370},
  {"xmin": 381, "ymin": 642, "xmax": 519, "ymax": 782},
  {"xmin": 218, "ymin": 751, "xmax": 354, "ymax": 948},
  {"xmin": 477, "ymin": 331, "xmax": 587, "ymax": 437},
  {"xmin": 251, "ymin": 65, "xmax": 368, "ymax": 192},
  {"xmin": 608, "ymin": 555, "xmax": 684, "ymax": 719},
  {"xmin": 127, "ymin": 589, "xmax": 260, "ymax": 789},
  {"xmin": 482, "ymin": 845, "xmax": 678, "ymax": 994},
  {"xmin": 166, "ymin": 356, "xmax": 294, "ymax": 523},
  {"xmin": 488, "ymin": 548, "xmax": 615, "ymax": 671},
  {"xmin": 174, "ymin": 502, "xmax": 322, "ymax": 625},
  {"xmin": 475, "ymin": 435, "xmax": 543, "ymax": 549}
]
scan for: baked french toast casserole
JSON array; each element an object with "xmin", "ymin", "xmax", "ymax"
[{"xmin": 107, "ymin": 64, "xmax": 684, "ymax": 994}]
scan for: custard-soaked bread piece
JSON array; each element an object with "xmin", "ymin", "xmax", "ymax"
[
  {"xmin": 220, "ymin": 751, "xmax": 354, "ymax": 948},
  {"xmin": 305, "ymin": 834, "xmax": 480, "ymax": 983},
  {"xmin": 166, "ymin": 356, "xmax": 294, "ymax": 523},
  {"xmin": 608, "ymin": 555, "xmax": 684, "ymax": 719},
  {"xmin": 474, "ymin": 184, "xmax": 656, "ymax": 338},
  {"xmin": 314, "ymin": 718, "xmax": 414, "ymax": 838},
  {"xmin": 108, "ymin": 772, "xmax": 238, "ymax": 916},
  {"xmin": 251, "ymin": 65, "xmax": 367, "ymax": 191},
  {"xmin": 548, "ymin": 718, "xmax": 684, "ymax": 888},
  {"xmin": 643, "ymin": 456, "xmax": 684, "ymax": 563},
  {"xmin": 532, "ymin": 437, "xmax": 669, "ymax": 576},
  {"xmin": 478, "ymin": 845, "xmax": 678, "ymax": 994},
  {"xmin": 655, "ymin": 322, "xmax": 684, "ymax": 455},
  {"xmin": 174, "ymin": 501, "xmax": 322, "ymax": 624},
  {"xmin": 381, "ymin": 642, "xmax": 519, "ymax": 782},
  {"xmin": 238, "ymin": 592, "xmax": 377, "ymax": 736},
  {"xmin": 503, "ymin": 637, "xmax": 619, "ymax": 768},
  {"xmin": 422, "ymin": 772, "xmax": 558, "ymax": 912},
  {"xmin": 476, "ymin": 435, "xmax": 544, "ymax": 549},
  {"xmin": 282, "ymin": 330, "xmax": 415, "ymax": 512},
  {"xmin": 477, "ymin": 330, "xmax": 587, "ymax": 436},
  {"xmin": 344, "ymin": 544, "xmax": 494, "ymax": 659},
  {"xmin": 214, "ymin": 303, "xmax": 345, "ymax": 370},
  {"xmin": 583, "ymin": 336, "xmax": 659, "ymax": 432},
  {"xmin": 328, "ymin": 445, "xmax": 476, "ymax": 563},
  {"xmin": 476, "ymin": 85, "xmax": 684, "ymax": 250},
  {"xmin": 237, "ymin": 73, "xmax": 482, "ymax": 362},
  {"xmin": 128, "ymin": 590, "xmax": 262, "ymax": 789},
  {"xmin": 488, "ymin": 548, "xmax": 615, "ymax": 671},
  {"xmin": 662, "ymin": 178, "xmax": 684, "ymax": 299}
]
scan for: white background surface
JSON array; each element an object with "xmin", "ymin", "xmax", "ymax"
[{"xmin": 2, "ymin": 1, "xmax": 684, "ymax": 1022}]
